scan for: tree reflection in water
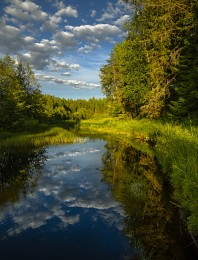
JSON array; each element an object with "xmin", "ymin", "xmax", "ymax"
[
  {"xmin": 0, "ymin": 148, "xmax": 46, "ymax": 206},
  {"xmin": 101, "ymin": 139, "xmax": 192, "ymax": 260}
]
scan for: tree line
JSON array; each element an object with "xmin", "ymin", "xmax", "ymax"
[
  {"xmin": 100, "ymin": 0, "xmax": 198, "ymax": 122},
  {"xmin": 0, "ymin": 55, "xmax": 107, "ymax": 131}
]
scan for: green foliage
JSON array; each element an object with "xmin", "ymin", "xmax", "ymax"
[
  {"xmin": 100, "ymin": 0, "xmax": 198, "ymax": 121},
  {"xmin": 0, "ymin": 55, "xmax": 108, "ymax": 131},
  {"xmin": 42, "ymin": 95, "xmax": 108, "ymax": 123},
  {"xmin": 0, "ymin": 55, "xmax": 44, "ymax": 130}
]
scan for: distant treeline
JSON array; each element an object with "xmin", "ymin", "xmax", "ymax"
[
  {"xmin": 0, "ymin": 55, "xmax": 107, "ymax": 131},
  {"xmin": 100, "ymin": 0, "xmax": 198, "ymax": 122}
]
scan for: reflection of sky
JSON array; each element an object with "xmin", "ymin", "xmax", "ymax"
[{"xmin": 0, "ymin": 139, "xmax": 125, "ymax": 244}]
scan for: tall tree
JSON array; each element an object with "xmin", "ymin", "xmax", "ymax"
[
  {"xmin": 0, "ymin": 55, "xmax": 24, "ymax": 129},
  {"xmin": 16, "ymin": 62, "xmax": 44, "ymax": 121},
  {"xmin": 101, "ymin": 0, "xmax": 198, "ymax": 120},
  {"xmin": 167, "ymin": 0, "xmax": 198, "ymax": 121}
]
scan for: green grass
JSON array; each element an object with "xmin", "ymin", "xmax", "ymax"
[
  {"xmin": 155, "ymin": 123, "xmax": 198, "ymax": 233},
  {"xmin": 81, "ymin": 117, "xmax": 198, "ymax": 234},
  {"xmin": 0, "ymin": 127, "xmax": 83, "ymax": 149}
]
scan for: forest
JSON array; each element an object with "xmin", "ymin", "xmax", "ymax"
[
  {"xmin": 100, "ymin": 0, "xmax": 198, "ymax": 122},
  {"xmin": 0, "ymin": 55, "xmax": 107, "ymax": 131}
]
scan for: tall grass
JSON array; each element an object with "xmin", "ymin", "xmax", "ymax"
[
  {"xmin": 81, "ymin": 117, "xmax": 161, "ymax": 136},
  {"xmin": 155, "ymin": 123, "xmax": 198, "ymax": 233},
  {"xmin": 81, "ymin": 117, "xmax": 198, "ymax": 234},
  {"xmin": 0, "ymin": 127, "xmax": 84, "ymax": 149}
]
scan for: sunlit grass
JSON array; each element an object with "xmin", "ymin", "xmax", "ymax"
[
  {"xmin": 0, "ymin": 127, "xmax": 83, "ymax": 149},
  {"xmin": 81, "ymin": 117, "xmax": 198, "ymax": 234}
]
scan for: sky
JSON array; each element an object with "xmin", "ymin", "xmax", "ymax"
[{"xmin": 0, "ymin": 0, "xmax": 132, "ymax": 99}]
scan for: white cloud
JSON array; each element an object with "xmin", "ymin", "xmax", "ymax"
[
  {"xmin": 78, "ymin": 43, "xmax": 101, "ymax": 54},
  {"xmin": 96, "ymin": 1, "xmax": 131, "ymax": 23},
  {"xmin": 0, "ymin": 23, "xmax": 25, "ymax": 53},
  {"xmin": 4, "ymin": 0, "xmax": 48, "ymax": 21},
  {"xmin": 55, "ymin": 6, "xmax": 78, "ymax": 18},
  {"xmin": 96, "ymin": 2, "xmax": 121, "ymax": 22},
  {"xmin": 53, "ymin": 31, "xmax": 77, "ymax": 50},
  {"xmin": 18, "ymin": 39, "xmax": 59, "ymax": 69},
  {"xmin": 36, "ymin": 73, "xmax": 100, "ymax": 89},
  {"xmin": 0, "ymin": 0, "xmax": 130, "ymax": 95},
  {"xmin": 114, "ymin": 15, "xmax": 130, "ymax": 26},
  {"xmin": 24, "ymin": 36, "xmax": 35, "ymax": 43},
  {"xmin": 66, "ymin": 24, "xmax": 121, "ymax": 43},
  {"xmin": 49, "ymin": 59, "xmax": 80, "ymax": 71},
  {"xmin": 96, "ymin": 13, "xmax": 115, "ymax": 22},
  {"xmin": 41, "ymin": 15, "xmax": 62, "ymax": 31},
  {"xmin": 41, "ymin": 5, "xmax": 78, "ymax": 32}
]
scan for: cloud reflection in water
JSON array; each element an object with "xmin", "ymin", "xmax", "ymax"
[{"xmin": 0, "ymin": 140, "xmax": 125, "ymax": 241}]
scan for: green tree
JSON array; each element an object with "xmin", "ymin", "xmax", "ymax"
[
  {"xmin": 101, "ymin": 0, "xmax": 197, "ymax": 120},
  {"xmin": 0, "ymin": 55, "xmax": 44, "ymax": 130},
  {"xmin": 0, "ymin": 55, "xmax": 24, "ymax": 129},
  {"xmin": 167, "ymin": 0, "xmax": 198, "ymax": 121},
  {"xmin": 16, "ymin": 62, "xmax": 44, "ymax": 121}
]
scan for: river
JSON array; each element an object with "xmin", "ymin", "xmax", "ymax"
[{"xmin": 0, "ymin": 137, "xmax": 197, "ymax": 259}]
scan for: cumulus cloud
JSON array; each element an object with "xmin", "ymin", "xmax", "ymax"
[
  {"xmin": 114, "ymin": 15, "xmax": 130, "ymax": 26},
  {"xmin": 66, "ymin": 24, "xmax": 121, "ymax": 43},
  {"xmin": 17, "ymin": 39, "xmax": 59, "ymax": 69},
  {"xmin": 55, "ymin": 6, "xmax": 78, "ymax": 18},
  {"xmin": 0, "ymin": 23, "xmax": 25, "ymax": 53},
  {"xmin": 49, "ymin": 59, "xmax": 80, "ymax": 71},
  {"xmin": 0, "ymin": 0, "xmax": 130, "ymax": 89},
  {"xmin": 53, "ymin": 31, "xmax": 77, "ymax": 50},
  {"xmin": 41, "ymin": 15, "xmax": 62, "ymax": 31},
  {"xmin": 41, "ymin": 5, "xmax": 78, "ymax": 32},
  {"xmin": 4, "ymin": 0, "xmax": 48, "ymax": 21},
  {"xmin": 24, "ymin": 36, "xmax": 35, "ymax": 43},
  {"xmin": 78, "ymin": 43, "xmax": 101, "ymax": 54},
  {"xmin": 36, "ymin": 73, "xmax": 100, "ymax": 89}
]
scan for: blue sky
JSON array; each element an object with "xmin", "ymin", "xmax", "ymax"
[{"xmin": 0, "ymin": 0, "xmax": 131, "ymax": 99}]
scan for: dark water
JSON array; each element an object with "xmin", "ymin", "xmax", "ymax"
[{"xmin": 0, "ymin": 138, "xmax": 197, "ymax": 259}]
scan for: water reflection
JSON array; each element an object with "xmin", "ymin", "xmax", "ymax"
[
  {"xmin": 0, "ymin": 138, "xmax": 196, "ymax": 259},
  {"xmin": 0, "ymin": 148, "xmax": 46, "ymax": 206},
  {"xmin": 101, "ymin": 139, "xmax": 195, "ymax": 259},
  {"xmin": 0, "ymin": 140, "xmax": 132, "ymax": 260}
]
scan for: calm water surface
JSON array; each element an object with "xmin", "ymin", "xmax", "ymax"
[
  {"xmin": 0, "ymin": 139, "xmax": 132, "ymax": 259},
  {"xmin": 0, "ymin": 138, "xmax": 197, "ymax": 259}
]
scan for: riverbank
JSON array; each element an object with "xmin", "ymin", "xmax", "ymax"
[
  {"xmin": 0, "ymin": 125, "xmax": 81, "ymax": 149},
  {"xmin": 80, "ymin": 117, "xmax": 198, "ymax": 236},
  {"xmin": 1, "ymin": 117, "xmax": 198, "ymax": 238}
]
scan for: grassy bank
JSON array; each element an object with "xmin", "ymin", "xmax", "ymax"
[
  {"xmin": 0, "ymin": 126, "xmax": 83, "ymax": 149},
  {"xmin": 81, "ymin": 117, "xmax": 198, "ymax": 235},
  {"xmin": 1, "ymin": 118, "xmax": 197, "ymax": 235}
]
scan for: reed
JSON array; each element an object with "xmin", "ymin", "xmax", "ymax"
[{"xmin": 0, "ymin": 127, "xmax": 82, "ymax": 149}]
